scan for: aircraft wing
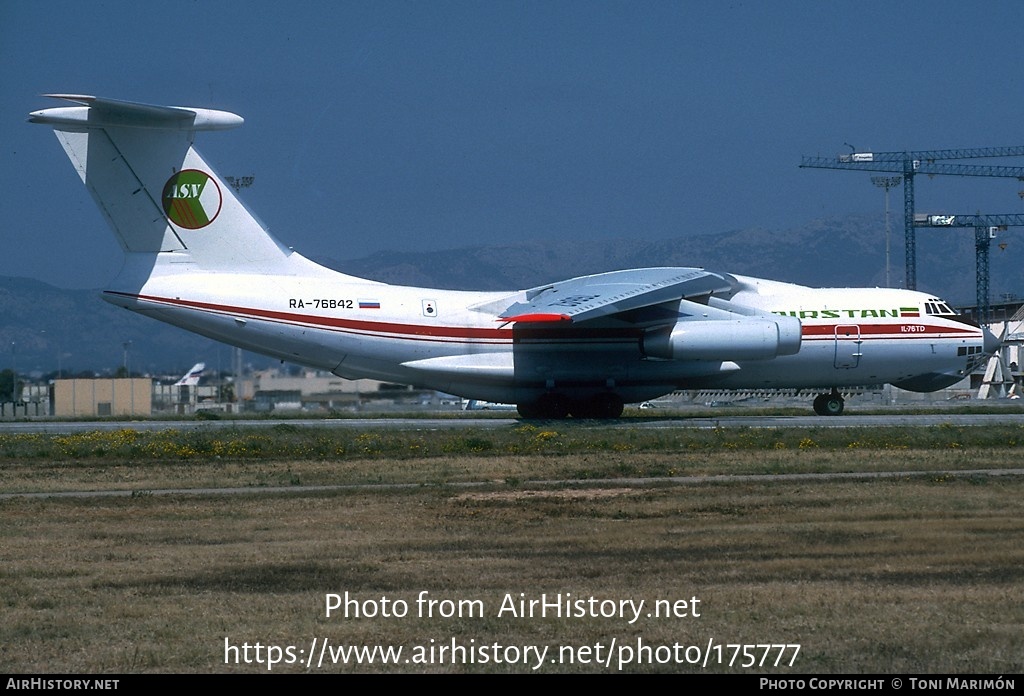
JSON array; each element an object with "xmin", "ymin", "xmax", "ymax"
[{"xmin": 498, "ymin": 268, "xmax": 732, "ymax": 323}]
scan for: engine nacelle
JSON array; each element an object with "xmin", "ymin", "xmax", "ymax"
[{"xmin": 642, "ymin": 316, "xmax": 801, "ymax": 361}]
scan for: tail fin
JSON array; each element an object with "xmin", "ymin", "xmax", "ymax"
[
  {"xmin": 29, "ymin": 95, "xmax": 294, "ymax": 272},
  {"xmin": 173, "ymin": 362, "xmax": 206, "ymax": 387}
]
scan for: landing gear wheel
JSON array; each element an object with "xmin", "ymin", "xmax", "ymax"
[
  {"xmin": 517, "ymin": 393, "xmax": 571, "ymax": 419},
  {"xmin": 569, "ymin": 393, "xmax": 625, "ymax": 419},
  {"xmin": 592, "ymin": 393, "xmax": 624, "ymax": 419},
  {"xmin": 813, "ymin": 391, "xmax": 845, "ymax": 416},
  {"xmin": 516, "ymin": 402, "xmax": 544, "ymax": 419}
]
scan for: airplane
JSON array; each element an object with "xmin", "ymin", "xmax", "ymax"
[
  {"xmin": 173, "ymin": 362, "xmax": 206, "ymax": 387},
  {"xmin": 28, "ymin": 95, "xmax": 1000, "ymax": 418}
]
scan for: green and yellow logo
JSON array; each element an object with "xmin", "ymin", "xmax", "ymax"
[{"xmin": 161, "ymin": 170, "xmax": 222, "ymax": 229}]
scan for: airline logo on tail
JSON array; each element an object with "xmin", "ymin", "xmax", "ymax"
[{"xmin": 161, "ymin": 170, "xmax": 222, "ymax": 229}]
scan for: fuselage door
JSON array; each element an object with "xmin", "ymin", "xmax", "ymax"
[{"xmin": 834, "ymin": 324, "xmax": 862, "ymax": 369}]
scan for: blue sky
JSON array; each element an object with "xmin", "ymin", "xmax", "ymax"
[{"xmin": 4, "ymin": 0, "xmax": 1024, "ymax": 288}]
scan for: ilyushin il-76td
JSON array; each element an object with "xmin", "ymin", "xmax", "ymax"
[{"xmin": 29, "ymin": 95, "xmax": 999, "ymax": 417}]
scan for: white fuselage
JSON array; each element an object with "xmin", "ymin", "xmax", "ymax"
[{"xmin": 104, "ymin": 263, "xmax": 989, "ymax": 404}]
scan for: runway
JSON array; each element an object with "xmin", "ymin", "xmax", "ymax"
[
  {"xmin": 4, "ymin": 466, "xmax": 1023, "ymax": 501},
  {"xmin": 2, "ymin": 411, "xmax": 1024, "ymax": 433}
]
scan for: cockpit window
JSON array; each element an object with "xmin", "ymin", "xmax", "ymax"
[{"xmin": 925, "ymin": 299, "xmax": 956, "ymax": 316}]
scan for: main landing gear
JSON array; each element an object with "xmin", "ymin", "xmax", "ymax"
[
  {"xmin": 517, "ymin": 392, "xmax": 625, "ymax": 420},
  {"xmin": 812, "ymin": 389, "xmax": 845, "ymax": 416}
]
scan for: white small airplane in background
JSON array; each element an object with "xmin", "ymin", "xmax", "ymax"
[
  {"xmin": 29, "ymin": 95, "xmax": 999, "ymax": 417},
  {"xmin": 173, "ymin": 362, "xmax": 205, "ymax": 387}
]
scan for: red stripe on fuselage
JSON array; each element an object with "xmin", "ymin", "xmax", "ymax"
[
  {"xmin": 800, "ymin": 322, "xmax": 978, "ymax": 338},
  {"xmin": 106, "ymin": 291, "xmax": 515, "ymax": 342}
]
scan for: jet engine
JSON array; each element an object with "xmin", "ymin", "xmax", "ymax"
[{"xmin": 642, "ymin": 315, "xmax": 801, "ymax": 361}]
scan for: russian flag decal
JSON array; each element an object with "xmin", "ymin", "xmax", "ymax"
[{"xmin": 359, "ymin": 300, "xmax": 380, "ymax": 309}]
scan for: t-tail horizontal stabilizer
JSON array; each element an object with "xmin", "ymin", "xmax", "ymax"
[
  {"xmin": 28, "ymin": 94, "xmax": 244, "ymax": 131},
  {"xmin": 28, "ymin": 94, "xmax": 318, "ymax": 274}
]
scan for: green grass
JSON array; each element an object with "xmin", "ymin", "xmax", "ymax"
[
  {"xmin": 1, "ymin": 421, "xmax": 1022, "ymax": 462},
  {"xmin": 1, "ymin": 423, "xmax": 1022, "ymax": 673}
]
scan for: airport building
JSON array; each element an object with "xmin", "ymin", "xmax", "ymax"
[
  {"xmin": 12, "ymin": 368, "xmax": 413, "ymax": 419},
  {"xmin": 51, "ymin": 377, "xmax": 152, "ymax": 418}
]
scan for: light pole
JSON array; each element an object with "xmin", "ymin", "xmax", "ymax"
[
  {"xmin": 10, "ymin": 341, "xmax": 16, "ymax": 402},
  {"xmin": 122, "ymin": 341, "xmax": 132, "ymax": 377},
  {"xmin": 871, "ymin": 176, "xmax": 902, "ymax": 287}
]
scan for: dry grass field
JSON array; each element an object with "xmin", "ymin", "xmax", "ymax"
[{"xmin": 1, "ymin": 422, "xmax": 1022, "ymax": 673}]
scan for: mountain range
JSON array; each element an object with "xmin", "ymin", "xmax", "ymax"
[{"xmin": 2, "ymin": 214, "xmax": 1019, "ymax": 376}]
